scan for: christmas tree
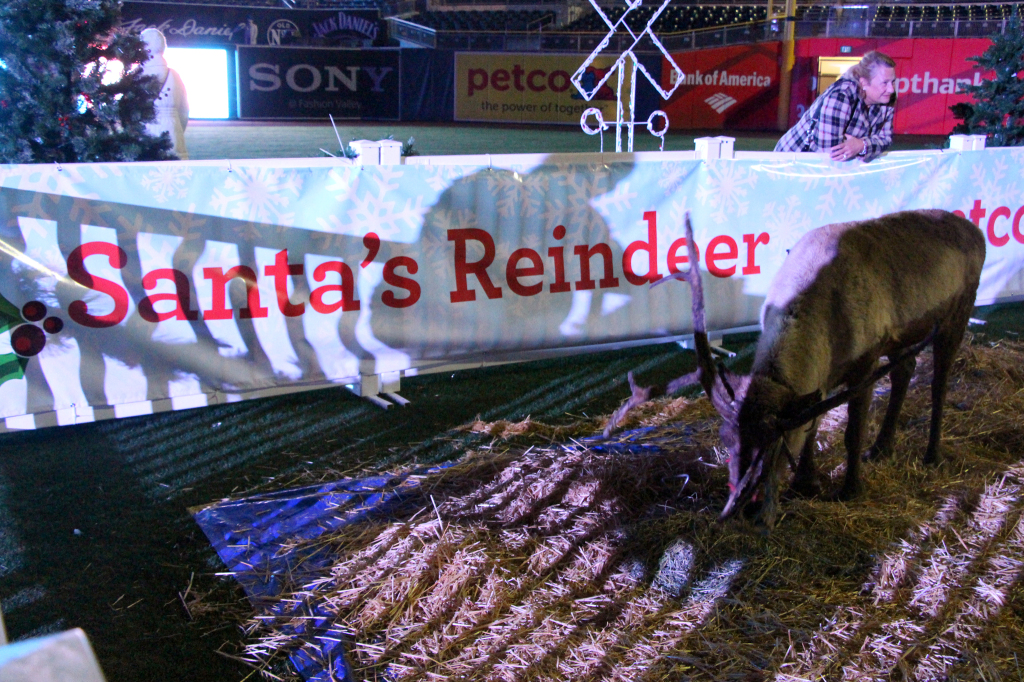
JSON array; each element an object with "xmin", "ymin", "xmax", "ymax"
[
  {"xmin": 0, "ymin": 0, "xmax": 173, "ymax": 163},
  {"xmin": 950, "ymin": 18, "xmax": 1024, "ymax": 146}
]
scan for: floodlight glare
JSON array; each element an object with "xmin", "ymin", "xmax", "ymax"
[{"xmin": 164, "ymin": 48, "xmax": 230, "ymax": 119}]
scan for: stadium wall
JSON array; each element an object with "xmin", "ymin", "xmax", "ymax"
[
  {"xmin": 788, "ymin": 37, "xmax": 993, "ymax": 135},
  {"xmin": 224, "ymin": 39, "xmax": 989, "ymax": 134}
]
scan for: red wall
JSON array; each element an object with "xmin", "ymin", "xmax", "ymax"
[
  {"xmin": 662, "ymin": 43, "xmax": 782, "ymax": 130},
  {"xmin": 790, "ymin": 37, "xmax": 993, "ymax": 135},
  {"xmin": 663, "ymin": 37, "xmax": 993, "ymax": 135}
]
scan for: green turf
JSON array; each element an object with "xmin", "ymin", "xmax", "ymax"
[{"xmin": 184, "ymin": 121, "xmax": 948, "ymax": 160}]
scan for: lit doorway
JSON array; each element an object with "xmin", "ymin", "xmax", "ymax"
[{"xmin": 817, "ymin": 57, "xmax": 860, "ymax": 96}]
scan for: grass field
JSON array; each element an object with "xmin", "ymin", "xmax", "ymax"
[
  {"xmin": 184, "ymin": 120, "xmax": 949, "ymax": 160},
  {"xmin": 0, "ymin": 122, "xmax": 1012, "ymax": 682}
]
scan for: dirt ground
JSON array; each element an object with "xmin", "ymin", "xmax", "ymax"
[
  {"xmin": 207, "ymin": 328, "xmax": 1024, "ymax": 682},
  {"xmin": 1, "ymin": 306, "xmax": 1022, "ymax": 681}
]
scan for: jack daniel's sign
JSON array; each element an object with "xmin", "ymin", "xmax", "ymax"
[{"xmin": 119, "ymin": 2, "xmax": 384, "ymax": 47}]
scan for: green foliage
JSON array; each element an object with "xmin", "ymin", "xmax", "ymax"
[
  {"xmin": 950, "ymin": 18, "xmax": 1024, "ymax": 146},
  {"xmin": 0, "ymin": 0, "xmax": 173, "ymax": 163}
]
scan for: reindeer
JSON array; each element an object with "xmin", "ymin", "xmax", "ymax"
[{"xmin": 606, "ymin": 210, "xmax": 985, "ymax": 526}]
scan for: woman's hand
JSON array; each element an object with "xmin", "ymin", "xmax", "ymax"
[{"xmin": 830, "ymin": 135, "xmax": 865, "ymax": 161}]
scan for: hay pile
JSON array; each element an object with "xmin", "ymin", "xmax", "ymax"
[{"xmin": 217, "ymin": 339, "xmax": 1024, "ymax": 681}]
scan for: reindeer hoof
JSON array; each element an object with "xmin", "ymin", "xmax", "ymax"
[
  {"xmin": 836, "ymin": 481, "xmax": 862, "ymax": 502},
  {"xmin": 789, "ymin": 475, "xmax": 821, "ymax": 498},
  {"xmin": 863, "ymin": 443, "xmax": 892, "ymax": 462}
]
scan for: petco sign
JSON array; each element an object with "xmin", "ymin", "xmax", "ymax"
[
  {"xmin": 455, "ymin": 53, "xmax": 632, "ymax": 125},
  {"xmin": 237, "ymin": 46, "xmax": 399, "ymax": 120}
]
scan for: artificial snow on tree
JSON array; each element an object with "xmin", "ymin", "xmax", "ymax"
[
  {"xmin": 0, "ymin": 0, "xmax": 174, "ymax": 163},
  {"xmin": 950, "ymin": 18, "xmax": 1024, "ymax": 146}
]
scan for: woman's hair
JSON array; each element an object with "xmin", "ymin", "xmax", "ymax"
[{"xmin": 848, "ymin": 51, "xmax": 895, "ymax": 82}]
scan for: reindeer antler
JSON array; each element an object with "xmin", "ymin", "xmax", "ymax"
[
  {"xmin": 602, "ymin": 371, "xmax": 654, "ymax": 437},
  {"xmin": 603, "ymin": 214, "xmax": 719, "ymax": 436}
]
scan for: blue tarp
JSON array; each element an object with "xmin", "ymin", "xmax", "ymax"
[
  {"xmin": 193, "ymin": 427, "xmax": 676, "ymax": 680},
  {"xmin": 194, "ymin": 468, "xmax": 455, "ymax": 680}
]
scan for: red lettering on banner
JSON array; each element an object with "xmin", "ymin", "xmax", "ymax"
[
  {"xmin": 361, "ymin": 232, "xmax": 380, "ymax": 268},
  {"xmin": 574, "ymin": 243, "xmax": 618, "ymax": 290},
  {"xmin": 202, "ymin": 266, "xmax": 268, "ymax": 319},
  {"xmin": 969, "ymin": 199, "xmax": 987, "ymax": 228},
  {"xmin": 706, "ymin": 235, "xmax": 738, "ymax": 277},
  {"xmin": 310, "ymin": 261, "xmax": 359, "ymax": 313},
  {"xmin": 382, "ymin": 257, "xmax": 421, "ymax": 308},
  {"xmin": 742, "ymin": 233, "xmax": 770, "ymax": 275},
  {"xmin": 448, "ymin": 228, "xmax": 503, "ymax": 302},
  {"xmin": 139, "ymin": 268, "xmax": 199, "ymax": 322},
  {"xmin": 667, "ymin": 236, "xmax": 700, "ymax": 273},
  {"xmin": 527, "ymin": 69, "xmax": 545, "ymax": 91},
  {"xmin": 954, "ymin": 200, "xmax": 1024, "ymax": 248},
  {"xmin": 492, "ymin": 69, "xmax": 510, "ymax": 91},
  {"xmin": 1014, "ymin": 206, "xmax": 1024, "ymax": 244},
  {"xmin": 623, "ymin": 211, "xmax": 662, "ymax": 285},
  {"xmin": 548, "ymin": 224, "xmax": 571, "ymax": 293},
  {"xmin": 506, "ymin": 248, "xmax": 544, "ymax": 296},
  {"xmin": 548, "ymin": 71, "xmax": 570, "ymax": 92},
  {"xmin": 67, "ymin": 242, "xmax": 130, "ymax": 329},
  {"xmin": 466, "ymin": 66, "xmax": 574, "ymax": 96},
  {"xmin": 264, "ymin": 249, "xmax": 305, "ymax": 317},
  {"xmin": 61, "ymin": 213, "xmax": 784, "ymax": 328},
  {"xmin": 987, "ymin": 206, "xmax": 1011, "ymax": 247},
  {"xmin": 468, "ymin": 68, "xmax": 487, "ymax": 97},
  {"xmin": 512, "ymin": 64, "xmax": 525, "ymax": 90}
]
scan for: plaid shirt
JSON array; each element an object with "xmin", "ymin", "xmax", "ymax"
[{"xmin": 775, "ymin": 77, "xmax": 894, "ymax": 162}]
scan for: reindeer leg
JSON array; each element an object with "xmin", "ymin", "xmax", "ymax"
[
  {"xmin": 865, "ymin": 354, "xmax": 916, "ymax": 461},
  {"xmin": 755, "ymin": 442, "xmax": 785, "ymax": 529},
  {"xmin": 790, "ymin": 421, "xmax": 822, "ymax": 497},
  {"xmin": 925, "ymin": 325, "xmax": 962, "ymax": 465},
  {"xmin": 839, "ymin": 387, "xmax": 872, "ymax": 500}
]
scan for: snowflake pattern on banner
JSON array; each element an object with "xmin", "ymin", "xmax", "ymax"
[
  {"xmin": 761, "ymin": 196, "xmax": 813, "ymax": 256},
  {"xmin": 590, "ymin": 179, "xmax": 638, "ymax": 228},
  {"xmin": 695, "ymin": 161, "xmax": 758, "ymax": 224},
  {"xmin": 971, "ymin": 154, "xmax": 1014, "ymax": 207},
  {"xmin": 909, "ymin": 155, "xmax": 960, "ymax": 211},
  {"xmin": 140, "ymin": 166, "xmax": 193, "ymax": 204},
  {"xmin": 210, "ymin": 167, "xmax": 304, "ymax": 225}
]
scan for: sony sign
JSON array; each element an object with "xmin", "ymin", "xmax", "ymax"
[
  {"xmin": 237, "ymin": 46, "xmax": 400, "ymax": 120},
  {"xmin": 249, "ymin": 63, "xmax": 394, "ymax": 94}
]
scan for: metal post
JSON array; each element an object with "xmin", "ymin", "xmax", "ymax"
[{"xmin": 776, "ymin": 0, "xmax": 796, "ymax": 131}]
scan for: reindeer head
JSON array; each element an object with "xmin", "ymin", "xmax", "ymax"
[
  {"xmin": 715, "ymin": 375, "xmax": 822, "ymax": 520},
  {"xmin": 655, "ymin": 216, "xmax": 829, "ymax": 521}
]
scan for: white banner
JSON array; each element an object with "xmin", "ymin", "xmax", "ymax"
[{"xmin": 1, "ymin": 147, "xmax": 1022, "ymax": 428}]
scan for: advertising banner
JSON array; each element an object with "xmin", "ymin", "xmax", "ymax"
[
  {"xmin": 454, "ymin": 53, "xmax": 634, "ymax": 124},
  {"xmin": 661, "ymin": 43, "xmax": 781, "ymax": 130},
  {"xmin": 2, "ymin": 148, "xmax": 1023, "ymax": 429},
  {"xmin": 789, "ymin": 37, "xmax": 993, "ymax": 135},
  {"xmin": 237, "ymin": 47, "xmax": 400, "ymax": 120},
  {"xmin": 120, "ymin": 2, "xmax": 384, "ymax": 47}
]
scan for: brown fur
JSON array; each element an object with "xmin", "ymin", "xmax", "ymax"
[
  {"xmin": 724, "ymin": 210, "xmax": 985, "ymax": 524},
  {"xmin": 608, "ymin": 210, "xmax": 986, "ymax": 527}
]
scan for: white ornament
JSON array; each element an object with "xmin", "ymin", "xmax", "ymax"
[{"xmin": 571, "ymin": 0, "xmax": 685, "ymax": 152}]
